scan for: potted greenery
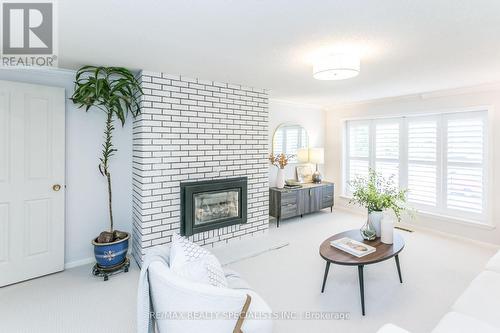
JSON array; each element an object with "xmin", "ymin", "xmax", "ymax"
[
  {"xmin": 349, "ymin": 169, "xmax": 409, "ymax": 242},
  {"xmin": 71, "ymin": 66, "xmax": 142, "ymax": 268}
]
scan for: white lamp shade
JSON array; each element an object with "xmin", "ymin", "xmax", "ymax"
[
  {"xmin": 313, "ymin": 54, "xmax": 360, "ymax": 80},
  {"xmin": 308, "ymin": 148, "xmax": 324, "ymax": 164},
  {"xmin": 296, "ymin": 148, "xmax": 309, "ymax": 163}
]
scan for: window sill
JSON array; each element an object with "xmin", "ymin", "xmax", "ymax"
[
  {"xmin": 337, "ymin": 195, "xmax": 495, "ymax": 230},
  {"xmin": 416, "ymin": 210, "xmax": 495, "ymax": 230}
]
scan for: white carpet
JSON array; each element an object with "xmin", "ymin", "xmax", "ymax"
[{"xmin": 0, "ymin": 210, "xmax": 496, "ymax": 333}]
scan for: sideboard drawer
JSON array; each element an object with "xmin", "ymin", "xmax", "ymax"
[
  {"xmin": 323, "ymin": 192, "xmax": 333, "ymax": 203},
  {"xmin": 322, "ymin": 197, "xmax": 334, "ymax": 209},
  {"xmin": 322, "ymin": 185, "xmax": 333, "ymax": 196},
  {"xmin": 322, "ymin": 185, "xmax": 334, "ymax": 208},
  {"xmin": 281, "ymin": 192, "xmax": 298, "ymax": 205},
  {"xmin": 280, "ymin": 203, "xmax": 298, "ymax": 219}
]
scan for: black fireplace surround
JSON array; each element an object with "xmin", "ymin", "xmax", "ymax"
[{"xmin": 180, "ymin": 177, "xmax": 248, "ymax": 236}]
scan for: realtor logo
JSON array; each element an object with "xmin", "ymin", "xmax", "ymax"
[
  {"xmin": 1, "ymin": 1, "xmax": 57, "ymax": 66},
  {"xmin": 2, "ymin": 2, "xmax": 53, "ymax": 54}
]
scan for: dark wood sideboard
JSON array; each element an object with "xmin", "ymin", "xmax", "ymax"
[{"xmin": 269, "ymin": 182, "xmax": 334, "ymax": 227}]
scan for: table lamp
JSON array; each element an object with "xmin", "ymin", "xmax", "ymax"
[
  {"xmin": 296, "ymin": 148, "xmax": 309, "ymax": 163},
  {"xmin": 309, "ymin": 148, "xmax": 324, "ymax": 183}
]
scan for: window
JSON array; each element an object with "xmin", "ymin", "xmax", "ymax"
[
  {"xmin": 407, "ymin": 118, "xmax": 438, "ymax": 206},
  {"xmin": 346, "ymin": 121, "xmax": 369, "ymax": 184},
  {"xmin": 343, "ymin": 110, "xmax": 488, "ymax": 223},
  {"xmin": 375, "ymin": 121, "xmax": 400, "ymax": 187}
]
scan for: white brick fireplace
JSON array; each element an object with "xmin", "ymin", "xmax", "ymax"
[{"xmin": 131, "ymin": 71, "xmax": 269, "ymax": 264}]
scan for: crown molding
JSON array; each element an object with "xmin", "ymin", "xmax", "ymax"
[
  {"xmin": 0, "ymin": 65, "xmax": 76, "ymax": 75},
  {"xmin": 269, "ymin": 98, "xmax": 324, "ymax": 109},
  {"xmin": 326, "ymin": 81, "xmax": 500, "ymax": 111},
  {"xmin": 420, "ymin": 81, "xmax": 500, "ymax": 99}
]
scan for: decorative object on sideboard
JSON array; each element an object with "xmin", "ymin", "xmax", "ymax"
[
  {"xmin": 309, "ymin": 148, "xmax": 324, "ymax": 183},
  {"xmin": 285, "ymin": 179, "xmax": 302, "ymax": 189},
  {"xmin": 272, "ymin": 123, "xmax": 309, "ymax": 162},
  {"xmin": 348, "ymin": 169, "xmax": 412, "ymax": 240},
  {"xmin": 269, "ymin": 153, "xmax": 294, "ymax": 188},
  {"xmin": 297, "ymin": 147, "xmax": 324, "ymax": 183},
  {"xmin": 71, "ymin": 66, "xmax": 143, "ymax": 275},
  {"xmin": 296, "ymin": 147, "xmax": 309, "ymax": 164},
  {"xmin": 296, "ymin": 164, "xmax": 313, "ymax": 184}
]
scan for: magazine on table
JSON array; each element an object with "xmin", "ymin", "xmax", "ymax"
[{"xmin": 330, "ymin": 237, "xmax": 376, "ymax": 257}]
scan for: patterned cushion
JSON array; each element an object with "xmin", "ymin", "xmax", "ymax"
[{"xmin": 169, "ymin": 234, "xmax": 228, "ymax": 288}]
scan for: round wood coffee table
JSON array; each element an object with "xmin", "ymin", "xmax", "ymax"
[{"xmin": 319, "ymin": 229, "xmax": 405, "ymax": 315}]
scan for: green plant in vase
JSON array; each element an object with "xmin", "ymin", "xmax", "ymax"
[
  {"xmin": 71, "ymin": 66, "xmax": 142, "ymax": 268},
  {"xmin": 349, "ymin": 169, "xmax": 410, "ymax": 240}
]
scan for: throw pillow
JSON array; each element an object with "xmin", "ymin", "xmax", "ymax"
[{"xmin": 169, "ymin": 234, "xmax": 228, "ymax": 288}]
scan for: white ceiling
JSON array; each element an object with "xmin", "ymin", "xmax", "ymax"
[{"xmin": 58, "ymin": 0, "xmax": 500, "ymax": 107}]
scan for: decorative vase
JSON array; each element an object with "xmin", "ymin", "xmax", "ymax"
[
  {"xmin": 381, "ymin": 219, "xmax": 394, "ymax": 244},
  {"xmin": 360, "ymin": 218, "xmax": 377, "ymax": 241},
  {"xmin": 368, "ymin": 210, "xmax": 384, "ymax": 237},
  {"xmin": 92, "ymin": 232, "xmax": 130, "ymax": 268},
  {"xmin": 276, "ymin": 168, "xmax": 285, "ymax": 188}
]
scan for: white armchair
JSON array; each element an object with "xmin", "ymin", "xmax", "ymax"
[{"xmin": 147, "ymin": 259, "xmax": 273, "ymax": 333}]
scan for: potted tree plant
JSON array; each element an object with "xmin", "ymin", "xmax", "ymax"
[
  {"xmin": 349, "ymin": 169, "xmax": 410, "ymax": 242},
  {"xmin": 71, "ymin": 66, "xmax": 142, "ymax": 269}
]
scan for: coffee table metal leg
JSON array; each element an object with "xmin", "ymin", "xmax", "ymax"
[
  {"xmin": 395, "ymin": 255, "xmax": 403, "ymax": 283},
  {"xmin": 358, "ymin": 265, "xmax": 365, "ymax": 316},
  {"xmin": 321, "ymin": 261, "xmax": 330, "ymax": 293}
]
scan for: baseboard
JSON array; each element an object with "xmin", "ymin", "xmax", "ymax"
[
  {"xmin": 405, "ymin": 222, "xmax": 500, "ymax": 250},
  {"xmin": 334, "ymin": 204, "xmax": 364, "ymax": 216},
  {"xmin": 64, "ymin": 257, "xmax": 94, "ymax": 269}
]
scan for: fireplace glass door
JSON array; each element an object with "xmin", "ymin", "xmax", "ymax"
[
  {"xmin": 194, "ymin": 190, "xmax": 239, "ymax": 226},
  {"xmin": 180, "ymin": 177, "xmax": 247, "ymax": 236}
]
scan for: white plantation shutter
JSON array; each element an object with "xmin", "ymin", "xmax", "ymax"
[
  {"xmin": 407, "ymin": 119, "xmax": 438, "ymax": 207},
  {"xmin": 447, "ymin": 167, "xmax": 482, "ymax": 212},
  {"xmin": 346, "ymin": 122, "xmax": 370, "ymax": 193},
  {"xmin": 349, "ymin": 160, "xmax": 369, "ymax": 183},
  {"xmin": 349, "ymin": 123, "xmax": 369, "ymax": 158},
  {"xmin": 445, "ymin": 114, "xmax": 486, "ymax": 215},
  {"xmin": 408, "ymin": 164, "xmax": 437, "ymax": 205},
  {"xmin": 375, "ymin": 121, "xmax": 400, "ymax": 186},
  {"xmin": 376, "ymin": 122, "xmax": 399, "ymax": 159},
  {"xmin": 344, "ymin": 110, "xmax": 488, "ymax": 223}
]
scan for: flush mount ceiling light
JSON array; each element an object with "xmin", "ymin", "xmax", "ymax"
[{"xmin": 313, "ymin": 53, "xmax": 360, "ymax": 80}]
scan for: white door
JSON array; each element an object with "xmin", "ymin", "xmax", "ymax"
[{"xmin": 0, "ymin": 80, "xmax": 65, "ymax": 287}]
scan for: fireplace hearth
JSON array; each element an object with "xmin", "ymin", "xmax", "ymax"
[{"xmin": 180, "ymin": 177, "xmax": 247, "ymax": 236}]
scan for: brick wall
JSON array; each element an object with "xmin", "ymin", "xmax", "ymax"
[{"xmin": 132, "ymin": 71, "xmax": 269, "ymax": 264}]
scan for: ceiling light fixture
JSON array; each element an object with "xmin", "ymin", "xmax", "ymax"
[{"xmin": 312, "ymin": 53, "xmax": 360, "ymax": 80}]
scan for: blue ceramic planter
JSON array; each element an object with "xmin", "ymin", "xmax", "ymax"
[{"xmin": 92, "ymin": 233, "xmax": 130, "ymax": 268}]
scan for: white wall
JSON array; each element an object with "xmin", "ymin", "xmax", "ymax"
[
  {"xmin": 268, "ymin": 100, "xmax": 326, "ymax": 186},
  {"xmin": 325, "ymin": 86, "xmax": 500, "ymax": 245},
  {"xmin": 0, "ymin": 68, "xmax": 133, "ymax": 266}
]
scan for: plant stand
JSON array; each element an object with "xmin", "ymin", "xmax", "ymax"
[{"xmin": 91, "ymin": 257, "xmax": 130, "ymax": 281}]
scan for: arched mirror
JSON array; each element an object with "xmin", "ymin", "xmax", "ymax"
[{"xmin": 272, "ymin": 123, "xmax": 309, "ymax": 162}]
